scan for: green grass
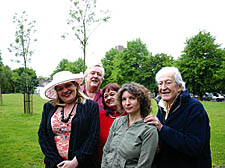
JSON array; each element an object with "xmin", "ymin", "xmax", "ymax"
[
  {"xmin": 0, "ymin": 94, "xmax": 47, "ymax": 168},
  {"xmin": 202, "ymin": 101, "xmax": 225, "ymax": 167},
  {"xmin": 0, "ymin": 94, "xmax": 224, "ymax": 167}
]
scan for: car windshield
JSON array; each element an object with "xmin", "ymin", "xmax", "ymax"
[{"xmin": 208, "ymin": 93, "xmax": 213, "ymax": 97}]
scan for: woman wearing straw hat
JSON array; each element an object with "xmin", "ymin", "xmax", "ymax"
[{"xmin": 38, "ymin": 71, "xmax": 100, "ymax": 168}]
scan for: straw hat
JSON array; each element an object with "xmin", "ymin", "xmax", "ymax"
[{"xmin": 41, "ymin": 71, "xmax": 84, "ymax": 100}]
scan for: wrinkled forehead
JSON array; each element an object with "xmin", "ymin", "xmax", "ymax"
[
  {"xmin": 89, "ymin": 67, "xmax": 103, "ymax": 74},
  {"xmin": 157, "ymin": 72, "xmax": 175, "ymax": 82}
]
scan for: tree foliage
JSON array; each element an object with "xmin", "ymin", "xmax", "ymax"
[
  {"xmin": 102, "ymin": 39, "xmax": 154, "ymax": 91},
  {"xmin": 8, "ymin": 11, "xmax": 37, "ymax": 93},
  {"xmin": 101, "ymin": 39, "xmax": 175, "ymax": 93},
  {"xmin": 0, "ymin": 50, "xmax": 2, "ymax": 65},
  {"xmin": 63, "ymin": 0, "xmax": 110, "ymax": 72},
  {"xmin": 101, "ymin": 48, "xmax": 120, "ymax": 87},
  {"xmin": 110, "ymin": 39, "xmax": 150, "ymax": 86},
  {"xmin": 176, "ymin": 31, "xmax": 224, "ymax": 98},
  {"xmin": 1, "ymin": 52, "xmax": 13, "ymax": 94},
  {"xmin": 11, "ymin": 67, "xmax": 39, "ymax": 93},
  {"xmin": 214, "ymin": 49, "xmax": 225, "ymax": 93},
  {"xmin": 8, "ymin": 11, "xmax": 37, "ymax": 68},
  {"xmin": 51, "ymin": 58, "xmax": 85, "ymax": 78},
  {"xmin": 0, "ymin": 65, "xmax": 13, "ymax": 94},
  {"xmin": 145, "ymin": 53, "xmax": 175, "ymax": 94},
  {"xmin": 0, "ymin": 62, "xmax": 11, "ymax": 94},
  {"xmin": 2, "ymin": 29, "xmax": 225, "ymax": 97}
]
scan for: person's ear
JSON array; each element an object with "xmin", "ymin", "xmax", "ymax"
[{"xmin": 178, "ymin": 84, "xmax": 182, "ymax": 92}]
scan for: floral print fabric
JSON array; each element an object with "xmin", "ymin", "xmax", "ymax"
[{"xmin": 51, "ymin": 107, "xmax": 75, "ymax": 159}]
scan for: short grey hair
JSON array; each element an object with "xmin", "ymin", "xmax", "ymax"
[
  {"xmin": 155, "ymin": 67, "xmax": 186, "ymax": 91},
  {"xmin": 84, "ymin": 64, "xmax": 105, "ymax": 78}
]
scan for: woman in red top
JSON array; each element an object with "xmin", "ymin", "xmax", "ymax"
[{"xmin": 98, "ymin": 83, "xmax": 126, "ymax": 166}]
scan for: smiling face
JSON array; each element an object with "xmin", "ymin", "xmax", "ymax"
[
  {"xmin": 158, "ymin": 72, "xmax": 182, "ymax": 106},
  {"xmin": 85, "ymin": 66, "xmax": 103, "ymax": 89},
  {"xmin": 122, "ymin": 91, "xmax": 140, "ymax": 115},
  {"xmin": 55, "ymin": 81, "xmax": 77, "ymax": 104},
  {"xmin": 104, "ymin": 89, "xmax": 117, "ymax": 110}
]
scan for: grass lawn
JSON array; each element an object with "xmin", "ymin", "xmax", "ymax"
[
  {"xmin": 0, "ymin": 94, "xmax": 47, "ymax": 168},
  {"xmin": 0, "ymin": 94, "xmax": 224, "ymax": 167}
]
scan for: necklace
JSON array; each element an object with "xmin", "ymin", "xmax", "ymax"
[
  {"xmin": 61, "ymin": 104, "xmax": 76, "ymax": 123},
  {"xmin": 109, "ymin": 111, "xmax": 125, "ymax": 119}
]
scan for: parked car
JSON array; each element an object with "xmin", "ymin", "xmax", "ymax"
[
  {"xmin": 202, "ymin": 93, "xmax": 213, "ymax": 101},
  {"xmin": 203, "ymin": 92, "xmax": 224, "ymax": 102},
  {"xmin": 212, "ymin": 93, "xmax": 224, "ymax": 102}
]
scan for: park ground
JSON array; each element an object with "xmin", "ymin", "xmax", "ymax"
[{"xmin": 0, "ymin": 94, "xmax": 224, "ymax": 168}]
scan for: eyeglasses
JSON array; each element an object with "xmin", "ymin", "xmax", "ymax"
[{"xmin": 157, "ymin": 80, "xmax": 174, "ymax": 88}]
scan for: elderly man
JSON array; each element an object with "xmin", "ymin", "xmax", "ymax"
[
  {"xmin": 81, "ymin": 64, "xmax": 104, "ymax": 111},
  {"xmin": 145, "ymin": 67, "xmax": 211, "ymax": 168}
]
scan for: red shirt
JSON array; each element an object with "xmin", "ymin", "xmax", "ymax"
[{"xmin": 98, "ymin": 110, "xmax": 127, "ymax": 166}]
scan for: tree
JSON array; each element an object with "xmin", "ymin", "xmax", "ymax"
[
  {"xmin": 0, "ymin": 65, "xmax": 13, "ymax": 94},
  {"xmin": 145, "ymin": 53, "xmax": 175, "ymax": 94},
  {"xmin": 63, "ymin": 0, "xmax": 110, "ymax": 72},
  {"xmin": 1, "ymin": 52, "xmax": 13, "ymax": 95},
  {"xmin": 214, "ymin": 49, "xmax": 225, "ymax": 93},
  {"xmin": 8, "ymin": 11, "xmax": 37, "ymax": 113},
  {"xmin": 101, "ymin": 48, "xmax": 120, "ymax": 87},
  {"xmin": 51, "ymin": 58, "xmax": 85, "ymax": 78},
  {"xmin": 72, "ymin": 57, "xmax": 85, "ymax": 73},
  {"xmin": 0, "ymin": 50, "xmax": 2, "ymax": 65},
  {"xmin": 101, "ymin": 40, "xmax": 175, "ymax": 94},
  {"xmin": 176, "ymin": 31, "xmax": 224, "ymax": 99},
  {"xmin": 51, "ymin": 59, "xmax": 72, "ymax": 77},
  {"xmin": 11, "ymin": 67, "xmax": 39, "ymax": 93},
  {"xmin": 0, "ymin": 51, "xmax": 3, "ymax": 105},
  {"xmin": 8, "ymin": 11, "xmax": 37, "ymax": 76},
  {"xmin": 109, "ymin": 39, "xmax": 150, "ymax": 87}
]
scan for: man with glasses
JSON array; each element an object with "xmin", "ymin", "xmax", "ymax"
[{"xmin": 145, "ymin": 67, "xmax": 212, "ymax": 168}]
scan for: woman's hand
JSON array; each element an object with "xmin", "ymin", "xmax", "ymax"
[
  {"xmin": 57, "ymin": 157, "xmax": 78, "ymax": 168},
  {"xmin": 144, "ymin": 114, "xmax": 163, "ymax": 131}
]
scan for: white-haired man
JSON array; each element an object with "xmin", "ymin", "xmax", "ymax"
[
  {"xmin": 145, "ymin": 66, "xmax": 211, "ymax": 168},
  {"xmin": 81, "ymin": 64, "xmax": 104, "ymax": 111}
]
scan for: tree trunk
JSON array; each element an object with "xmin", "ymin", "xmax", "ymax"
[{"xmin": 24, "ymin": 92, "xmax": 33, "ymax": 114}]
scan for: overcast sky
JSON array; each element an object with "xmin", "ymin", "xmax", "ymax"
[{"xmin": 0, "ymin": 0, "xmax": 225, "ymax": 77}]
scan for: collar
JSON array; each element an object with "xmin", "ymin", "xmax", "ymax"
[
  {"xmin": 158, "ymin": 93, "xmax": 180, "ymax": 120},
  {"xmin": 81, "ymin": 85, "xmax": 102, "ymax": 101},
  {"xmin": 158, "ymin": 96, "xmax": 178, "ymax": 112},
  {"xmin": 158, "ymin": 99, "xmax": 169, "ymax": 112}
]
